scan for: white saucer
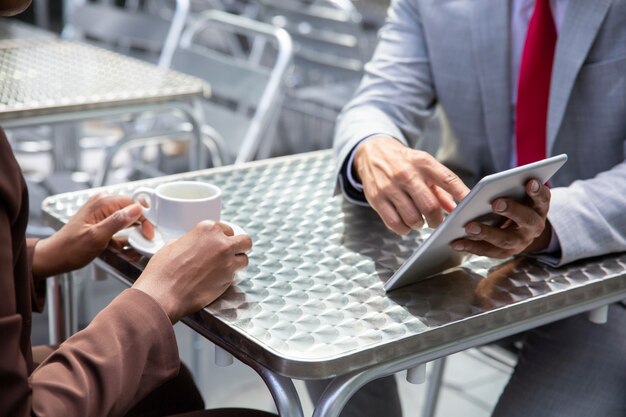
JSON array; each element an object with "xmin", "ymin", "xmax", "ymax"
[{"xmin": 128, "ymin": 221, "xmax": 247, "ymax": 257}]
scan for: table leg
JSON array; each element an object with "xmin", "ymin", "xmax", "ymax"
[
  {"xmin": 214, "ymin": 346, "xmax": 234, "ymax": 367},
  {"xmin": 190, "ymin": 332, "xmax": 204, "ymax": 387},
  {"xmin": 47, "ymin": 276, "xmax": 65, "ymax": 345},
  {"xmin": 406, "ymin": 363, "xmax": 426, "ymax": 384},
  {"xmin": 182, "ymin": 317, "xmax": 305, "ymax": 417},
  {"xmin": 52, "ymin": 123, "xmax": 80, "ymax": 172},
  {"xmin": 312, "ymin": 356, "xmax": 446, "ymax": 417},
  {"xmin": 588, "ymin": 305, "xmax": 609, "ymax": 324},
  {"xmin": 47, "ymin": 273, "xmax": 75, "ymax": 344},
  {"xmin": 254, "ymin": 367, "xmax": 304, "ymax": 417},
  {"xmin": 312, "ymin": 370, "xmax": 375, "ymax": 417},
  {"xmin": 422, "ymin": 358, "xmax": 446, "ymax": 417}
]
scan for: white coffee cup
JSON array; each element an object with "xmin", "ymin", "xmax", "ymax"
[{"xmin": 132, "ymin": 181, "xmax": 222, "ymax": 242}]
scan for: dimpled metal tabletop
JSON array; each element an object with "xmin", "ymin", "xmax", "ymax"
[
  {"xmin": 42, "ymin": 150, "xmax": 626, "ymax": 378},
  {"xmin": 0, "ymin": 39, "xmax": 208, "ymax": 120}
]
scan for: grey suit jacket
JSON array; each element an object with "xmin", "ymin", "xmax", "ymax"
[{"xmin": 334, "ymin": 0, "xmax": 626, "ymax": 266}]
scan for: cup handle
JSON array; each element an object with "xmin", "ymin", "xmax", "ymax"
[{"xmin": 132, "ymin": 187, "xmax": 156, "ymax": 225}]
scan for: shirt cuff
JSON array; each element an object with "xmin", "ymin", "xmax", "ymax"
[
  {"xmin": 545, "ymin": 228, "xmax": 561, "ymax": 254},
  {"xmin": 345, "ymin": 137, "xmax": 374, "ymax": 192},
  {"xmin": 530, "ymin": 227, "xmax": 562, "ymax": 267},
  {"xmin": 337, "ymin": 173, "xmax": 370, "ymax": 207},
  {"xmin": 339, "ymin": 134, "xmax": 394, "ymax": 205}
]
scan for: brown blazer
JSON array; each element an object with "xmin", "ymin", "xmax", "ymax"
[{"xmin": 0, "ymin": 130, "xmax": 180, "ymax": 417}]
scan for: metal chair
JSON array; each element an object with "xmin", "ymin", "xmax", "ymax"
[
  {"xmin": 256, "ymin": 0, "xmax": 372, "ymax": 154},
  {"xmin": 351, "ymin": 0, "xmax": 391, "ymax": 28},
  {"xmin": 258, "ymin": 0, "xmax": 368, "ymax": 86},
  {"xmin": 95, "ymin": 9, "xmax": 293, "ymax": 186},
  {"xmin": 62, "ymin": 0, "xmax": 190, "ymax": 68},
  {"xmin": 149, "ymin": 0, "xmax": 259, "ymax": 20},
  {"xmin": 176, "ymin": 10, "xmax": 293, "ymax": 163}
]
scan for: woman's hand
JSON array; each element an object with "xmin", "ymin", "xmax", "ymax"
[
  {"xmin": 32, "ymin": 194, "xmax": 154, "ymax": 279},
  {"xmin": 133, "ymin": 221, "xmax": 252, "ymax": 323}
]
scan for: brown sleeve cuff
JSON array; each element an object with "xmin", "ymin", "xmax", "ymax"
[
  {"xmin": 122, "ymin": 288, "xmax": 179, "ymax": 362},
  {"xmin": 117, "ymin": 288, "xmax": 180, "ymax": 374},
  {"xmin": 26, "ymin": 238, "xmax": 46, "ymax": 312}
]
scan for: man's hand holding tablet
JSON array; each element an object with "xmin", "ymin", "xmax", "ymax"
[
  {"xmin": 380, "ymin": 152, "xmax": 566, "ymax": 291},
  {"xmin": 353, "ymin": 136, "xmax": 567, "ymax": 290}
]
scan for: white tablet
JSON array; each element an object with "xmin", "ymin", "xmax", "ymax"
[{"xmin": 384, "ymin": 154, "xmax": 568, "ymax": 292}]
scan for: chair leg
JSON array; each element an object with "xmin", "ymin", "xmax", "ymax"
[{"xmin": 422, "ymin": 358, "xmax": 446, "ymax": 417}]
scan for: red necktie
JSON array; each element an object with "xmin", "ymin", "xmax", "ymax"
[{"xmin": 515, "ymin": 0, "xmax": 557, "ymax": 166}]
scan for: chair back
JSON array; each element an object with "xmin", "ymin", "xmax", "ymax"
[
  {"xmin": 172, "ymin": 10, "xmax": 293, "ymax": 163},
  {"xmin": 258, "ymin": 0, "xmax": 367, "ymax": 86},
  {"xmin": 63, "ymin": 0, "xmax": 190, "ymax": 68}
]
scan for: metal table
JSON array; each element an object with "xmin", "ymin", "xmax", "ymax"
[
  {"xmin": 42, "ymin": 150, "xmax": 626, "ymax": 417},
  {"xmin": 0, "ymin": 37, "xmax": 209, "ymax": 171}
]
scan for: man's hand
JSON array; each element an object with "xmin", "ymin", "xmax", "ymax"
[
  {"xmin": 354, "ymin": 135, "xmax": 470, "ymax": 234},
  {"xmin": 32, "ymin": 194, "xmax": 154, "ymax": 279},
  {"xmin": 133, "ymin": 221, "xmax": 252, "ymax": 323},
  {"xmin": 452, "ymin": 179, "xmax": 552, "ymax": 258}
]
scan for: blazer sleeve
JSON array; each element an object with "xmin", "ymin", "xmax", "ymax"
[
  {"xmin": 30, "ymin": 288, "xmax": 180, "ymax": 417},
  {"xmin": 333, "ymin": 0, "xmax": 437, "ymax": 186},
  {"xmin": 543, "ymin": 159, "xmax": 626, "ymax": 266}
]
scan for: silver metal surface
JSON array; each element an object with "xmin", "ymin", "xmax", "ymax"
[
  {"xmin": 256, "ymin": 367, "xmax": 304, "ymax": 417},
  {"xmin": 46, "ymin": 276, "xmax": 65, "ymax": 345},
  {"xmin": 0, "ymin": 39, "xmax": 209, "ymax": 121},
  {"xmin": 0, "ymin": 18, "xmax": 56, "ymax": 40},
  {"xmin": 42, "ymin": 150, "xmax": 626, "ymax": 380},
  {"xmin": 406, "ymin": 363, "xmax": 425, "ymax": 384},
  {"xmin": 588, "ymin": 305, "xmax": 609, "ymax": 324},
  {"xmin": 46, "ymin": 274, "xmax": 75, "ymax": 344},
  {"xmin": 422, "ymin": 359, "xmax": 445, "ymax": 417}
]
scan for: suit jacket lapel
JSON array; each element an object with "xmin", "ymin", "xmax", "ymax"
[
  {"xmin": 471, "ymin": 0, "xmax": 511, "ymax": 172},
  {"xmin": 548, "ymin": 0, "xmax": 612, "ymax": 153}
]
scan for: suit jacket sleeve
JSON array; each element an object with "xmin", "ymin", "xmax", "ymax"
[
  {"xmin": 544, "ymin": 160, "xmax": 626, "ymax": 266},
  {"xmin": 333, "ymin": 0, "xmax": 436, "ymax": 185}
]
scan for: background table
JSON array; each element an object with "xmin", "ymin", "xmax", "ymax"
[
  {"xmin": 42, "ymin": 150, "xmax": 626, "ymax": 417},
  {"xmin": 0, "ymin": 37, "xmax": 209, "ymax": 171}
]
